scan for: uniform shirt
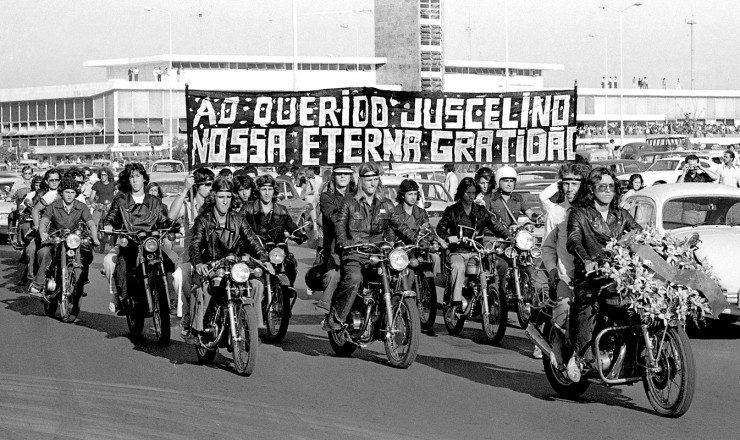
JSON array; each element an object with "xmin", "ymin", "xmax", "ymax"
[
  {"xmin": 488, "ymin": 191, "xmax": 532, "ymax": 226},
  {"xmin": 40, "ymin": 199, "xmax": 92, "ymax": 232},
  {"xmin": 541, "ymin": 201, "xmax": 574, "ymax": 284}
]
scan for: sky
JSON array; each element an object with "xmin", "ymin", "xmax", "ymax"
[{"xmin": 2, "ymin": 0, "xmax": 739, "ymax": 90}]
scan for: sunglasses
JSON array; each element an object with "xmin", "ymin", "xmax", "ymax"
[
  {"xmin": 48, "ymin": 179, "xmax": 60, "ymax": 183},
  {"xmin": 595, "ymin": 183, "xmax": 616, "ymax": 192}
]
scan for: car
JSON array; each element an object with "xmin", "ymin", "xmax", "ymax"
[
  {"xmin": 515, "ymin": 165, "xmax": 559, "ymax": 182},
  {"xmin": 388, "ymin": 164, "xmax": 446, "ymax": 183},
  {"xmin": 625, "ymin": 183, "xmax": 740, "ymax": 321},
  {"xmin": 591, "ymin": 159, "xmax": 648, "ymax": 175},
  {"xmin": 379, "ymin": 175, "xmax": 453, "ymax": 227},
  {"xmin": 575, "ymin": 139, "xmax": 610, "ymax": 161},
  {"xmin": 274, "ymin": 178, "xmax": 315, "ymax": 229},
  {"xmin": 618, "ymin": 156, "xmax": 718, "ymax": 187},
  {"xmin": 158, "ymin": 178, "xmax": 186, "ymax": 210},
  {"xmin": 645, "ymin": 134, "xmax": 693, "ymax": 151},
  {"xmin": 151, "ymin": 160, "xmax": 186, "ymax": 173},
  {"xmin": 0, "ymin": 172, "xmax": 22, "ymax": 239}
]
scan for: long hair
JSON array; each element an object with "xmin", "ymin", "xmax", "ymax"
[
  {"xmin": 454, "ymin": 177, "xmax": 481, "ymax": 202},
  {"xmin": 396, "ymin": 179, "xmax": 420, "ymax": 204},
  {"xmin": 146, "ymin": 182, "xmax": 164, "ymax": 199},
  {"xmin": 324, "ymin": 171, "xmax": 356, "ymax": 195},
  {"xmin": 117, "ymin": 162, "xmax": 149, "ymax": 193},
  {"xmin": 573, "ymin": 167, "xmax": 623, "ymax": 211},
  {"xmin": 201, "ymin": 176, "xmax": 233, "ymax": 212},
  {"xmin": 256, "ymin": 174, "xmax": 278, "ymax": 202},
  {"xmin": 233, "ymin": 174, "xmax": 257, "ymax": 200},
  {"xmin": 39, "ymin": 168, "xmax": 62, "ymax": 193},
  {"xmin": 628, "ymin": 173, "xmax": 644, "ymax": 191},
  {"xmin": 97, "ymin": 166, "xmax": 114, "ymax": 181}
]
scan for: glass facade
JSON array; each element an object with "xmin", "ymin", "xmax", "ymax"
[{"xmin": 577, "ymin": 93, "xmax": 740, "ymax": 123}]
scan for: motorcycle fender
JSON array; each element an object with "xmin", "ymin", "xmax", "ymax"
[
  {"xmin": 240, "ymin": 297, "xmax": 256, "ymax": 306},
  {"xmin": 277, "ymin": 273, "xmax": 290, "ymax": 287},
  {"xmin": 393, "ymin": 290, "xmax": 417, "ymax": 299}
]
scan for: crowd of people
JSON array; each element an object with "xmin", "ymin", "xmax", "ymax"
[
  {"xmin": 579, "ymin": 120, "xmax": 740, "ymax": 138},
  {"xmin": 7, "ymin": 154, "xmax": 667, "ymax": 377}
]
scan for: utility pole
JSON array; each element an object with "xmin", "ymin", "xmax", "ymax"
[{"xmin": 686, "ymin": 16, "xmax": 696, "ymax": 90}]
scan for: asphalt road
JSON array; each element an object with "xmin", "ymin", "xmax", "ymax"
[{"xmin": 0, "ymin": 243, "xmax": 738, "ymax": 440}]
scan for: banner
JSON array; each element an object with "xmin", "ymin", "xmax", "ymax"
[{"xmin": 186, "ymin": 87, "xmax": 577, "ymax": 168}]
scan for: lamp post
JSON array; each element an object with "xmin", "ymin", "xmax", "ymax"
[
  {"xmin": 685, "ymin": 16, "xmax": 697, "ymax": 90},
  {"xmin": 600, "ymin": 2, "xmax": 642, "ymax": 148},
  {"xmin": 145, "ymin": 6, "xmax": 173, "ymax": 159},
  {"xmin": 589, "ymin": 34, "xmax": 609, "ymax": 138},
  {"xmin": 299, "ymin": 8, "xmax": 373, "ymax": 89}
]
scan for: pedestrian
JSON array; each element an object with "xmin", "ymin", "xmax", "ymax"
[
  {"xmin": 632, "ymin": 76, "xmax": 637, "ymax": 88},
  {"xmin": 643, "ymin": 77, "xmax": 648, "ymax": 89},
  {"xmin": 163, "ymin": 67, "xmax": 169, "ymax": 81},
  {"xmin": 133, "ymin": 66, "xmax": 139, "ymax": 81},
  {"xmin": 717, "ymin": 150, "xmax": 740, "ymax": 187},
  {"xmin": 676, "ymin": 78, "xmax": 682, "ymax": 90},
  {"xmin": 662, "ymin": 77, "xmax": 667, "ymax": 89},
  {"xmin": 601, "ymin": 76, "xmax": 606, "ymax": 88},
  {"xmin": 177, "ymin": 66, "xmax": 182, "ymax": 82},
  {"xmin": 128, "ymin": 68, "xmax": 133, "ymax": 81},
  {"xmin": 608, "ymin": 76, "xmax": 613, "ymax": 88},
  {"xmin": 614, "ymin": 76, "xmax": 618, "ymax": 88},
  {"xmin": 443, "ymin": 163, "xmax": 458, "ymax": 196},
  {"xmin": 153, "ymin": 66, "xmax": 158, "ymax": 81}
]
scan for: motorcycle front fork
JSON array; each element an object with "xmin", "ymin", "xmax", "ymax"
[
  {"xmin": 512, "ymin": 267, "xmax": 523, "ymax": 302},
  {"xmin": 226, "ymin": 280, "xmax": 240, "ymax": 343},
  {"xmin": 478, "ymin": 271, "xmax": 490, "ymax": 318},
  {"xmin": 380, "ymin": 267, "xmax": 395, "ymax": 335}
]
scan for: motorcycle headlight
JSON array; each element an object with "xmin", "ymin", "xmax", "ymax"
[
  {"xmin": 530, "ymin": 247, "xmax": 542, "ymax": 259},
  {"xmin": 118, "ymin": 237, "xmax": 129, "ymax": 247},
  {"xmin": 143, "ymin": 237, "xmax": 159, "ymax": 253},
  {"xmin": 231, "ymin": 262, "xmax": 250, "ymax": 283},
  {"xmin": 65, "ymin": 234, "xmax": 81, "ymax": 249},
  {"xmin": 515, "ymin": 230, "xmax": 534, "ymax": 251},
  {"xmin": 388, "ymin": 248, "xmax": 409, "ymax": 271},
  {"xmin": 269, "ymin": 247, "xmax": 286, "ymax": 265},
  {"xmin": 504, "ymin": 247, "xmax": 517, "ymax": 259},
  {"xmin": 251, "ymin": 267, "xmax": 263, "ymax": 278}
]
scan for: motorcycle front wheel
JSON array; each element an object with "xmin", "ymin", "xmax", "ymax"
[
  {"xmin": 233, "ymin": 304, "xmax": 259, "ymax": 376},
  {"xmin": 384, "ymin": 297, "xmax": 421, "ymax": 369},
  {"xmin": 149, "ymin": 273, "xmax": 171, "ymax": 346},
  {"xmin": 43, "ymin": 293, "xmax": 59, "ymax": 318},
  {"xmin": 328, "ymin": 328, "xmax": 357, "ymax": 357},
  {"xmin": 59, "ymin": 266, "xmax": 78, "ymax": 323},
  {"xmin": 542, "ymin": 323, "xmax": 590, "ymax": 398},
  {"xmin": 481, "ymin": 284, "xmax": 507, "ymax": 345},
  {"xmin": 263, "ymin": 284, "xmax": 291, "ymax": 343},
  {"xmin": 416, "ymin": 276, "xmax": 437, "ymax": 330},
  {"xmin": 642, "ymin": 327, "xmax": 695, "ymax": 418},
  {"xmin": 516, "ymin": 269, "xmax": 535, "ymax": 329}
]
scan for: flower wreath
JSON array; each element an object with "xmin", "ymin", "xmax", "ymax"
[{"xmin": 599, "ymin": 226, "xmax": 712, "ymax": 326}]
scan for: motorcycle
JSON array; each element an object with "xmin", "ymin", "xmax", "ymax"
[
  {"xmin": 501, "ymin": 223, "xmax": 548, "ymax": 329},
  {"xmin": 9, "ymin": 200, "xmax": 33, "ymax": 251},
  {"xmin": 257, "ymin": 235, "xmax": 300, "ymax": 343},
  {"xmin": 440, "ymin": 225, "xmax": 507, "ymax": 345},
  {"xmin": 195, "ymin": 254, "xmax": 261, "ymax": 376},
  {"xmin": 38, "ymin": 227, "xmax": 92, "ymax": 322},
  {"xmin": 103, "ymin": 227, "xmax": 178, "ymax": 345},
  {"xmin": 325, "ymin": 240, "xmax": 421, "ymax": 369},
  {"xmin": 407, "ymin": 238, "xmax": 439, "ymax": 331},
  {"xmin": 527, "ymin": 271, "xmax": 696, "ymax": 418}
]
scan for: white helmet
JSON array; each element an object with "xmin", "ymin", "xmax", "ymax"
[{"xmin": 495, "ymin": 166, "xmax": 518, "ymax": 186}]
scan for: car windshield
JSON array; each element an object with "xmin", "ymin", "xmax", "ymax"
[
  {"xmin": 647, "ymin": 160, "xmax": 680, "ymax": 172},
  {"xmin": 421, "ymin": 182, "xmax": 452, "ymax": 202},
  {"xmin": 152, "ymin": 163, "xmax": 184, "ymax": 172},
  {"xmin": 662, "ymin": 196, "xmax": 740, "ymax": 229}
]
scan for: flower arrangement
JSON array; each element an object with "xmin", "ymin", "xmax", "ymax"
[{"xmin": 599, "ymin": 227, "xmax": 712, "ymax": 326}]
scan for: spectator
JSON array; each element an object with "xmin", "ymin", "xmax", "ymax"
[
  {"xmin": 133, "ymin": 67, "xmax": 139, "ymax": 81},
  {"xmin": 244, "ymin": 165, "xmax": 258, "ymax": 179},
  {"xmin": 614, "ymin": 76, "xmax": 618, "ymax": 88},
  {"xmin": 128, "ymin": 68, "xmax": 133, "ymax": 81},
  {"xmin": 147, "ymin": 182, "xmax": 164, "ymax": 199},
  {"xmin": 601, "ymin": 76, "xmax": 606, "ymax": 88},
  {"xmin": 632, "ymin": 76, "xmax": 637, "ymax": 88},
  {"xmin": 676, "ymin": 78, "xmax": 682, "ymax": 90},
  {"xmin": 620, "ymin": 174, "xmax": 644, "ymax": 208},
  {"xmin": 443, "ymin": 163, "xmax": 458, "ymax": 196},
  {"xmin": 275, "ymin": 165, "xmax": 291, "ymax": 184},
  {"xmin": 218, "ymin": 168, "xmax": 233, "ymax": 181},
  {"xmin": 717, "ymin": 150, "xmax": 740, "ymax": 187},
  {"xmin": 177, "ymin": 66, "xmax": 182, "ymax": 82},
  {"xmin": 679, "ymin": 154, "xmax": 717, "ymax": 183},
  {"xmin": 662, "ymin": 78, "xmax": 667, "ymax": 89}
]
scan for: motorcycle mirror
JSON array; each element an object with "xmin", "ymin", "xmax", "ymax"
[
  {"xmin": 277, "ymin": 193, "xmax": 286, "ymax": 201},
  {"xmin": 423, "ymin": 201, "xmax": 431, "ymax": 209}
]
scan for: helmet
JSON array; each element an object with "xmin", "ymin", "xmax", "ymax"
[
  {"xmin": 59, "ymin": 176, "xmax": 81, "ymax": 194},
  {"xmin": 475, "ymin": 167, "xmax": 494, "ymax": 181},
  {"xmin": 495, "ymin": 166, "xmax": 518, "ymax": 185}
]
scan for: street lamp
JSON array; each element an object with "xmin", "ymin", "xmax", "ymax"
[
  {"xmin": 600, "ymin": 2, "xmax": 642, "ymax": 148},
  {"xmin": 296, "ymin": 7, "xmax": 373, "ymax": 90},
  {"xmin": 685, "ymin": 16, "xmax": 697, "ymax": 90},
  {"xmin": 144, "ymin": 6, "xmax": 174, "ymax": 160},
  {"xmin": 589, "ymin": 34, "xmax": 609, "ymax": 138}
]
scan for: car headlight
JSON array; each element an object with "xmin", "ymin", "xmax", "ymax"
[
  {"xmin": 515, "ymin": 230, "xmax": 534, "ymax": 251},
  {"xmin": 388, "ymin": 248, "xmax": 409, "ymax": 271},
  {"xmin": 231, "ymin": 262, "xmax": 251, "ymax": 283},
  {"xmin": 143, "ymin": 237, "xmax": 159, "ymax": 252},
  {"xmin": 269, "ymin": 247, "xmax": 286, "ymax": 265},
  {"xmin": 65, "ymin": 233, "xmax": 81, "ymax": 249}
]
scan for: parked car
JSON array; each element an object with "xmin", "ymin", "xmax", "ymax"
[
  {"xmin": 151, "ymin": 160, "xmax": 185, "ymax": 173},
  {"xmin": 388, "ymin": 164, "xmax": 446, "ymax": 183},
  {"xmin": 575, "ymin": 139, "xmax": 610, "ymax": 161},
  {"xmin": 515, "ymin": 165, "xmax": 559, "ymax": 182},
  {"xmin": 274, "ymin": 178, "xmax": 315, "ymax": 229},
  {"xmin": 0, "ymin": 172, "xmax": 21, "ymax": 240},
  {"xmin": 379, "ymin": 176, "xmax": 453, "ymax": 227},
  {"xmin": 592, "ymin": 159, "xmax": 648, "ymax": 175},
  {"xmin": 618, "ymin": 156, "xmax": 717, "ymax": 187},
  {"xmin": 625, "ymin": 183, "xmax": 740, "ymax": 321},
  {"xmin": 645, "ymin": 134, "xmax": 692, "ymax": 151}
]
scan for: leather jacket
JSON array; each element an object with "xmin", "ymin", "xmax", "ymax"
[
  {"xmin": 335, "ymin": 192, "xmax": 415, "ymax": 258},
  {"xmin": 436, "ymin": 201, "xmax": 510, "ymax": 252},
  {"xmin": 242, "ymin": 200, "xmax": 306, "ymax": 245},
  {"xmin": 103, "ymin": 192, "xmax": 171, "ymax": 233},
  {"xmin": 320, "ymin": 188, "xmax": 352, "ymax": 266},
  {"xmin": 189, "ymin": 210, "xmax": 268, "ymax": 267},
  {"xmin": 566, "ymin": 205, "xmax": 641, "ymax": 274}
]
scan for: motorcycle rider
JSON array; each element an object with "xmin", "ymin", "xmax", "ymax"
[
  {"xmin": 25, "ymin": 168, "xmax": 63, "ymax": 285},
  {"xmin": 242, "ymin": 174, "xmax": 308, "ymax": 288},
  {"xmin": 189, "ymin": 177, "xmax": 270, "ymax": 335},
  {"xmin": 487, "ymin": 166, "xmax": 539, "ymax": 226},
  {"xmin": 566, "ymin": 167, "xmax": 641, "ymax": 382},
  {"xmin": 29, "ymin": 176, "xmax": 100, "ymax": 298},
  {"xmin": 314, "ymin": 165, "xmax": 355, "ymax": 312},
  {"xmin": 436, "ymin": 177, "xmax": 510, "ymax": 318},
  {"xmin": 324, "ymin": 162, "xmax": 417, "ymax": 331},
  {"xmin": 8, "ymin": 165, "xmax": 34, "ymax": 201},
  {"xmin": 13, "ymin": 175, "xmax": 42, "ymax": 250},
  {"xmin": 473, "ymin": 167, "xmax": 495, "ymax": 207},
  {"xmin": 167, "ymin": 167, "xmax": 215, "ymax": 341},
  {"xmin": 394, "ymin": 179, "xmax": 441, "ymax": 289},
  {"xmin": 103, "ymin": 162, "xmax": 178, "ymax": 315}
]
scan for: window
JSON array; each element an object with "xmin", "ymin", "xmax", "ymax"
[
  {"xmin": 662, "ymin": 196, "xmax": 740, "ymax": 229},
  {"xmin": 630, "ymin": 200, "xmax": 655, "ymax": 227}
]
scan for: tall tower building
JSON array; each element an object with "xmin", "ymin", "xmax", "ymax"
[{"xmin": 375, "ymin": 0, "xmax": 444, "ymax": 91}]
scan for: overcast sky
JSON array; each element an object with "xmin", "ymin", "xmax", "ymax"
[{"xmin": 2, "ymin": 0, "xmax": 738, "ymax": 90}]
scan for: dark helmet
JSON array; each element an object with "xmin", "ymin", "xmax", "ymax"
[{"xmin": 475, "ymin": 167, "xmax": 494, "ymax": 181}]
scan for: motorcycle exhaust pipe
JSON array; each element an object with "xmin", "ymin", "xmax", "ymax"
[{"xmin": 525, "ymin": 323, "xmax": 563, "ymax": 368}]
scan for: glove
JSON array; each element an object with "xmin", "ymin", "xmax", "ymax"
[
  {"xmin": 548, "ymin": 268, "xmax": 559, "ymax": 288},
  {"xmin": 294, "ymin": 233, "xmax": 308, "ymax": 245}
]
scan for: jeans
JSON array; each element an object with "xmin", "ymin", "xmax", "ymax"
[
  {"xmin": 447, "ymin": 252, "xmax": 476, "ymax": 302},
  {"xmin": 191, "ymin": 278, "xmax": 264, "ymax": 332},
  {"xmin": 24, "ymin": 238, "xmax": 38, "ymax": 282},
  {"xmin": 107, "ymin": 246, "xmax": 177, "ymax": 307},
  {"xmin": 173, "ymin": 262, "xmax": 192, "ymax": 329},
  {"xmin": 570, "ymin": 277, "xmax": 605, "ymax": 360},
  {"xmin": 318, "ymin": 268, "xmax": 340, "ymax": 305},
  {"xmin": 34, "ymin": 243, "xmax": 93, "ymax": 291},
  {"xmin": 331, "ymin": 259, "xmax": 375, "ymax": 322}
]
